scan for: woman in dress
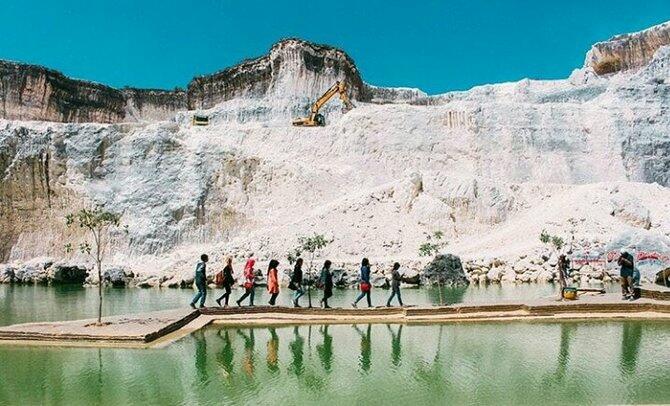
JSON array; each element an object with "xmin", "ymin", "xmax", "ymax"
[{"xmin": 267, "ymin": 259, "xmax": 280, "ymax": 306}]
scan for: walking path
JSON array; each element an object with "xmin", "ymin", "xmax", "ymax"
[{"xmin": 0, "ymin": 291, "xmax": 668, "ymax": 349}]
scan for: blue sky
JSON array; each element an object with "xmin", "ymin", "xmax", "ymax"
[{"xmin": 1, "ymin": 0, "xmax": 669, "ymax": 94}]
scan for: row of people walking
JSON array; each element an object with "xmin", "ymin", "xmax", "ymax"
[{"xmin": 189, "ymin": 254, "xmax": 404, "ymax": 309}]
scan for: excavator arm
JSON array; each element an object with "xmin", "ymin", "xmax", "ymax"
[{"xmin": 293, "ymin": 81, "xmax": 354, "ymax": 127}]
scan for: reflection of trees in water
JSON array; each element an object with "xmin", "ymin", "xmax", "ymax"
[
  {"xmin": 427, "ymin": 286, "xmax": 467, "ymax": 306},
  {"xmin": 620, "ymin": 322, "xmax": 643, "ymax": 376},
  {"xmin": 216, "ymin": 330, "xmax": 234, "ymax": 379},
  {"xmin": 539, "ymin": 323, "xmax": 576, "ymax": 390},
  {"xmin": 387, "ymin": 325, "xmax": 403, "ymax": 367},
  {"xmin": 411, "ymin": 324, "xmax": 449, "ymax": 398},
  {"xmin": 289, "ymin": 326, "xmax": 305, "ymax": 376},
  {"xmin": 317, "ymin": 325, "xmax": 333, "ymax": 372},
  {"xmin": 237, "ymin": 329, "xmax": 256, "ymax": 379},
  {"xmin": 353, "ymin": 324, "xmax": 372, "ymax": 373},
  {"xmin": 267, "ymin": 328, "xmax": 279, "ymax": 373}
]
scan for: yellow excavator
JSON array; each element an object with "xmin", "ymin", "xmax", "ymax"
[{"xmin": 292, "ymin": 81, "xmax": 354, "ymax": 127}]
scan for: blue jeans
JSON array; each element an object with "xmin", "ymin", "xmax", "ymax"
[
  {"xmin": 387, "ymin": 286, "xmax": 403, "ymax": 306},
  {"xmin": 354, "ymin": 290, "xmax": 372, "ymax": 307},
  {"xmin": 293, "ymin": 288, "xmax": 305, "ymax": 301},
  {"xmin": 191, "ymin": 279, "xmax": 207, "ymax": 307}
]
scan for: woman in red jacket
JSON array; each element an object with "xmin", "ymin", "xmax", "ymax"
[
  {"xmin": 236, "ymin": 255, "xmax": 256, "ymax": 306},
  {"xmin": 267, "ymin": 259, "xmax": 280, "ymax": 306}
]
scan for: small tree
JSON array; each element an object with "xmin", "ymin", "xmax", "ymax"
[
  {"xmin": 289, "ymin": 234, "xmax": 333, "ymax": 307},
  {"xmin": 65, "ymin": 207, "xmax": 124, "ymax": 325},
  {"xmin": 539, "ymin": 229, "xmax": 564, "ymax": 253},
  {"xmin": 418, "ymin": 231, "xmax": 448, "ymax": 305}
]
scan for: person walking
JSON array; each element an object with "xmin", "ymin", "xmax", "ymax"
[
  {"xmin": 618, "ymin": 249, "xmax": 635, "ymax": 300},
  {"xmin": 215, "ymin": 256, "xmax": 235, "ymax": 307},
  {"xmin": 557, "ymin": 254, "xmax": 569, "ymax": 300},
  {"xmin": 352, "ymin": 258, "xmax": 372, "ymax": 308},
  {"xmin": 320, "ymin": 260, "xmax": 334, "ymax": 308},
  {"xmin": 267, "ymin": 259, "xmax": 280, "ymax": 306},
  {"xmin": 386, "ymin": 262, "xmax": 404, "ymax": 307},
  {"xmin": 190, "ymin": 254, "xmax": 209, "ymax": 309},
  {"xmin": 290, "ymin": 258, "xmax": 305, "ymax": 307},
  {"xmin": 236, "ymin": 255, "xmax": 256, "ymax": 306}
]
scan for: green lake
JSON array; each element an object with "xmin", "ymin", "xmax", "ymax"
[{"xmin": 1, "ymin": 284, "xmax": 669, "ymax": 405}]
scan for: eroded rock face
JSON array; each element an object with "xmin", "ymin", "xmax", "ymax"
[
  {"xmin": 585, "ymin": 21, "xmax": 670, "ymax": 74},
  {"xmin": 0, "ymin": 61, "xmax": 126, "ymax": 123}
]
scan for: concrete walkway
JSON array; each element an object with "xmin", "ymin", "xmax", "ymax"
[{"xmin": 0, "ymin": 293, "xmax": 668, "ymax": 349}]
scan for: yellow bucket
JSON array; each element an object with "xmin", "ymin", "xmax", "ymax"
[{"xmin": 563, "ymin": 288, "xmax": 578, "ymax": 300}]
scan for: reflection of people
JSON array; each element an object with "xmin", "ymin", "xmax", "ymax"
[
  {"xmin": 386, "ymin": 262, "xmax": 404, "ymax": 307},
  {"xmin": 190, "ymin": 254, "xmax": 209, "ymax": 309},
  {"xmin": 317, "ymin": 325, "xmax": 333, "ymax": 372},
  {"xmin": 236, "ymin": 255, "xmax": 256, "ymax": 306},
  {"xmin": 387, "ymin": 324, "xmax": 403, "ymax": 367},
  {"xmin": 620, "ymin": 322, "xmax": 643, "ymax": 376},
  {"xmin": 267, "ymin": 260, "xmax": 280, "ymax": 306},
  {"xmin": 266, "ymin": 328, "xmax": 279, "ymax": 373},
  {"xmin": 555, "ymin": 323, "xmax": 574, "ymax": 381},
  {"xmin": 617, "ymin": 249, "xmax": 635, "ymax": 300},
  {"xmin": 289, "ymin": 326, "xmax": 305, "ymax": 376},
  {"xmin": 238, "ymin": 329, "xmax": 255, "ymax": 378},
  {"xmin": 194, "ymin": 330, "xmax": 208, "ymax": 383},
  {"xmin": 216, "ymin": 330, "xmax": 234, "ymax": 378},
  {"xmin": 353, "ymin": 324, "xmax": 372, "ymax": 372},
  {"xmin": 352, "ymin": 258, "xmax": 372, "ymax": 308},
  {"xmin": 320, "ymin": 260, "xmax": 334, "ymax": 309}
]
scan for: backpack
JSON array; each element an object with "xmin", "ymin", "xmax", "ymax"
[{"xmin": 214, "ymin": 271, "xmax": 224, "ymax": 287}]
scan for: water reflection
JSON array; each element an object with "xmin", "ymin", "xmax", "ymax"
[
  {"xmin": 216, "ymin": 330, "xmax": 234, "ymax": 379},
  {"xmin": 266, "ymin": 328, "xmax": 279, "ymax": 373},
  {"xmin": 620, "ymin": 322, "xmax": 643, "ymax": 376},
  {"xmin": 388, "ymin": 325, "xmax": 403, "ymax": 367},
  {"xmin": 238, "ymin": 329, "xmax": 255, "ymax": 378},
  {"xmin": 353, "ymin": 324, "xmax": 372, "ymax": 372},
  {"xmin": 194, "ymin": 330, "xmax": 209, "ymax": 384},
  {"xmin": 317, "ymin": 326, "xmax": 333, "ymax": 372},
  {"xmin": 289, "ymin": 326, "xmax": 305, "ymax": 376}
]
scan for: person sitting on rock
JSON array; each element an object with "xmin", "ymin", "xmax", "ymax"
[
  {"xmin": 630, "ymin": 266, "xmax": 641, "ymax": 301},
  {"xmin": 352, "ymin": 258, "xmax": 372, "ymax": 308},
  {"xmin": 386, "ymin": 262, "xmax": 404, "ymax": 307},
  {"xmin": 617, "ymin": 249, "xmax": 635, "ymax": 300},
  {"xmin": 190, "ymin": 254, "xmax": 209, "ymax": 309}
]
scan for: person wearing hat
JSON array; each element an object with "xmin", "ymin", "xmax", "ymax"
[{"xmin": 617, "ymin": 248, "xmax": 635, "ymax": 300}]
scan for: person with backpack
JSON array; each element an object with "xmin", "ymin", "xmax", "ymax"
[
  {"xmin": 267, "ymin": 259, "xmax": 280, "ymax": 306},
  {"xmin": 319, "ymin": 260, "xmax": 334, "ymax": 308},
  {"xmin": 215, "ymin": 256, "xmax": 235, "ymax": 307},
  {"xmin": 386, "ymin": 262, "xmax": 404, "ymax": 307},
  {"xmin": 352, "ymin": 258, "xmax": 372, "ymax": 308},
  {"xmin": 618, "ymin": 249, "xmax": 635, "ymax": 300},
  {"xmin": 236, "ymin": 254, "xmax": 256, "ymax": 306},
  {"xmin": 290, "ymin": 258, "xmax": 305, "ymax": 307},
  {"xmin": 189, "ymin": 254, "xmax": 209, "ymax": 309}
]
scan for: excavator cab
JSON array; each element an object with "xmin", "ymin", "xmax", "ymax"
[{"xmin": 292, "ymin": 81, "xmax": 354, "ymax": 127}]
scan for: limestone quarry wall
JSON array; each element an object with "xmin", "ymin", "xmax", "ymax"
[{"xmin": 585, "ymin": 21, "xmax": 670, "ymax": 74}]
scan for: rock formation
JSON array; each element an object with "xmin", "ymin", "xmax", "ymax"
[{"xmin": 1, "ymin": 21, "xmax": 670, "ymax": 286}]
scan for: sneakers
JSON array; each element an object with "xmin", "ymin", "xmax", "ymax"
[
  {"xmin": 189, "ymin": 303, "xmax": 196, "ymax": 309},
  {"xmin": 351, "ymin": 302, "xmax": 357, "ymax": 308}
]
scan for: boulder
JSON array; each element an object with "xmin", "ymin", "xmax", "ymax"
[
  {"xmin": 371, "ymin": 274, "xmax": 388, "ymax": 288},
  {"xmin": 478, "ymin": 274, "xmax": 488, "ymax": 284},
  {"xmin": 486, "ymin": 267, "xmax": 503, "ymax": 283},
  {"xmin": 48, "ymin": 264, "xmax": 88, "ymax": 284},
  {"xmin": 0, "ymin": 266, "xmax": 15, "ymax": 283},
  {"xmin": 103, "ymin": 267, "xmax": 130, "ymax": 287},
  {"xmin": 161, "ymin": 277, "xmax": 181, "ymax": 288},
  {"xmin": 421, "ymin": 254, "xmax": 469, "ymax": 286},
  {"xmin": 401, "ymin": 269, "xmax": 421, "ymax": 285},
  {"xmin": 536, "ymin": 270, "xmax": 554, "ymax": 283},
  {"xmin": 518, "ymin": 272, "xmax": 532, "ymax": 283},
  {"xmin": 137, "ymin": 277, "xmax": 160, "ymax": 288},
  {"xmin": 501, "ymin": 268, "xmax": 517, "ymax": 284}
]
